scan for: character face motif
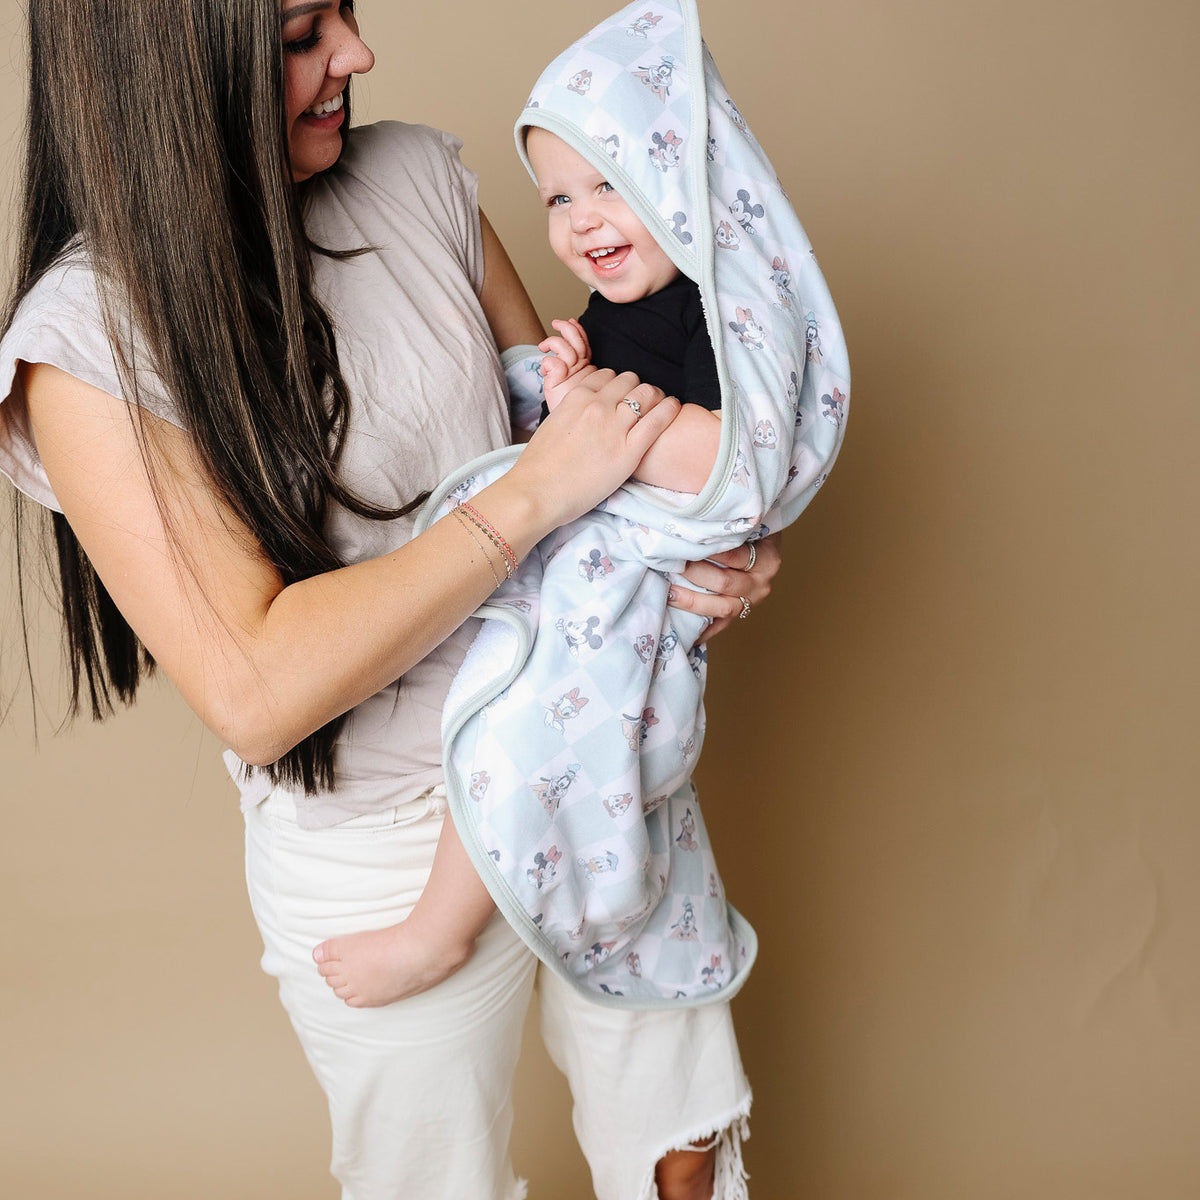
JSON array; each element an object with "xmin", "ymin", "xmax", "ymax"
[
  {"xmin": 754, "ymin": 419, "xmax": 778, "ymax": 448},
  {"xmin": 545, "ymin": 688, "xmax": 589, "ymax": 732},
  {"xmin": 579, "ymin": 549, "xmax": 615, "ymax": 582},
  {"xmin": 526, "ymin": 845, "xmax": 563, "ymax": 889},
  {"xmin": 669, "ymin": 898, "xmax": 698, "ymax": 941},
  {"xmin": 527, "ymin": 128, "xmax": 679, "ymax": 305},
  {"xmin": 822, "ymin": 388, "xmax": 847, "ymax": 427},
  {"xmin": 729, "ymin": 307, "xmax": 766, "ymax": 350},
  {"xmin": 729, "ymin": 188, "xmax": 765, "ymax": 235},
  {"xmin": 531, "ymin": 764, "xmax": 582, "ymax": 817},
  {"xmin": 620, "ymin": 708, "xmax": 659, "ymax": 751},
  {"xmin": 577, "ymin": 851, "xmax": 619, "ymax": 876},
  {"xmin": 604, "ymin": 792, "xmax": 634, "ymax": 818},
  {"xmin": 556, "ymin": 615, "xmax": 603, "ymax": 656},
  {"xmin": 584, "ymin": 941, "xmax": 616, "ymax": 967},
  {"xmin": 648, "ymin": 129, "xmax": 683, "ymax": 172},
  {"xmin": 634, "ymin": 55, "xmax": 676, "ymax": 101},
  {"xmin": 805, "ymin": 312, "xmax": 823, "ymax": 363},
  {"xmin": 675, "ymin": 807, "xmax": 698, "ymax": 851},
  {"xmin": 714, "ymin": 220, "xmax": 741, "ymax": 251},
  {"xmin": 629, "ymin": 13, "xmax": 662, "ymax": 37}
]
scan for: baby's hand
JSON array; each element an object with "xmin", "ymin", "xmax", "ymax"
[{"xmin": 539, "ymin": 318, "xmax": 593, "ymax": 411}]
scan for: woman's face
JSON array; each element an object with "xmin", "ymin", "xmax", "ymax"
[{"xmin": 281, "ymin": 1, "xmax": 375, "ymax": 182}]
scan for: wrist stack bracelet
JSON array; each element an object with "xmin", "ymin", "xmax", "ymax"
[
  {"xmin": 455, "ymin": 501, "xmax": 519, "ymax": 578},
  {"xmin": 451, "ymin": 506, "xmax": 504, "ymax": 587}
]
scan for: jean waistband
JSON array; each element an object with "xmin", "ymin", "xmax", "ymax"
[{"xmin": 260, "ymin": 782, "xmax": 449, "ymax": 830}]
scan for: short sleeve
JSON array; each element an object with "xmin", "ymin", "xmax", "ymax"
[
  {"xmin": 0, "ymin": 253, "xmax": 183, "ymax": 512},
  {"xmin": 322, "ymin": 122, "xmax": 485, "ymax": 296}
]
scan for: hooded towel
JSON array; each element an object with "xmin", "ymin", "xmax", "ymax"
[{"xmin": 415, "ymin": 0, "xmax": 849, "ymax": 1008}]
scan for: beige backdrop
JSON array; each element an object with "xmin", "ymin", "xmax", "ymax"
[{"xmin": 2, "ymin": 1, "xmax": 1198, "ymax": 1196}]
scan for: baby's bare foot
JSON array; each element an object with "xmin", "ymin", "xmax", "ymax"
[{"xmin": 312, "ymin": 921, "xmax": 474, "ymax": 1008}]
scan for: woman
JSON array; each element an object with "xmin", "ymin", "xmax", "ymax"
[{"xmin": 0, "ymin": 2, "xmax": 779, "ymax": 1197}]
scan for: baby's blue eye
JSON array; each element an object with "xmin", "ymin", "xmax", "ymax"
[
  {"xmin": 548, "ymin": 195, "xmax": 569, "ymax": 207},
  {"xmin": 600, "ymin": 181, "xmax": 615, "ymax": 193}
]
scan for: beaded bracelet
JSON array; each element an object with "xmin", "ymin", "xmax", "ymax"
[
  {"xmin": 455, "ymin": 501, "xmax": 518, "ymax": 578},
  {"xmin": 451, "ymin": 506, "xmax": 504, "ymax": 587}
]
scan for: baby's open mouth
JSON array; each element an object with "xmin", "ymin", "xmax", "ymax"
[{"xmin": 586, "ymin": 245, "xmax": 631, "ymax": 273}]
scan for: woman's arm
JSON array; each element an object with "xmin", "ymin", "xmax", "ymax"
[
  {"xmin": 478, "ymin": 210, "xmax": 544, "ymax": 351},
  {"xmin": 473, "ymin": 212, "xmax": 781, "ymax": 630},
  {"xmin": 21, "ymin": 359, "xmax": 676, "ymax": 766}
]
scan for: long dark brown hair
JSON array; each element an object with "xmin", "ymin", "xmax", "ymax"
[{"xmin": 4, "ymin": 0, "xmax": 410, "ymax": 792}]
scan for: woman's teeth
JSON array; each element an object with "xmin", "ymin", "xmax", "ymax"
[{"xmin": 306, "ymin": 94, "xmax": 344, "ymax": 117}]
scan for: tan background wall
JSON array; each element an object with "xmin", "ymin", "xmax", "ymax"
[{"xmin": 2, "ymin": 0, "xmax": 1197, "ymax": 1196}]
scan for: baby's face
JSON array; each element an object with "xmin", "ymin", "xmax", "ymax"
[{"xmin": 527, "ymin": 128, "xmax": 678, "ymax": 305}]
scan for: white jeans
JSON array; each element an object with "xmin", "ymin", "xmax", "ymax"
[{"xmin": 244, "ymin": 785, "xmax": 752, "ymax": 1200}]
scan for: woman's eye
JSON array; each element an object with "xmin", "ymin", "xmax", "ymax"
[{"xmin": 284, "ymin": 28, "xmax": 322, "ymax": 55}]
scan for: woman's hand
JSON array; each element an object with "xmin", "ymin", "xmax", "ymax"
[
  {"xmin": 506, "ymin": 368, "xmax": 679, "ymax": 530},
  {"xmin": 668, "ymin": 533, "xmax": 783, "ymax": 643}
]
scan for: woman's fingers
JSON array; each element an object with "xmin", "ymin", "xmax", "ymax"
[
  {"xmin": 670, "ymin": 533, "xmax": 783, "ymax": 643},
  {"xmin": 517, "ymin": 370, "xmax": 679, "ymax": 526}
]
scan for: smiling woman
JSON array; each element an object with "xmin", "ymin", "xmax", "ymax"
[
  {"xmin": 0, "ymin": 2, "xmax": 782, "ymax": 1197},
  {"xmin": 281, "ymin": 0, "xmax": 374, "ymax": 181}
]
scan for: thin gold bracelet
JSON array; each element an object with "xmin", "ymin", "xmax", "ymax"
[
  {"xmin": 456, "ymin": 501, "xmax": 519, "ymax": 577},
  {"xmin": 451, "ymin": 506, "xmax": 503, "ymax": 587}
]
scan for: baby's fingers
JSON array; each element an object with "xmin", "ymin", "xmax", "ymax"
[
  {"xmin": 550, "ymin": 318, "xmax": 590, "ymax": 361},
  {"xmin": 541, "ymin": 354, "xmax": 569, "ymax": 387},
  {"xmin": 538, "ymin": 336, "xmax": 579, "ymax": 371}
]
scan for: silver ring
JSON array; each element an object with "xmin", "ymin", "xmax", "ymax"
[
  {"xmin": 622, "ymin": 396, "xmax": 643, "ymax": 419},
  {"xmin": 738, "ymin": 596, "xmax": 751, "ymax": 620},
  {"xmin": 742, "ymin": 542, "xmax": 757, "ymax": 573}
]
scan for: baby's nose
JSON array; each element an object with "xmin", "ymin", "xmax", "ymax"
[{"xmin": 571, "ymin": 203, "xmax": 601, "ymax": 233}]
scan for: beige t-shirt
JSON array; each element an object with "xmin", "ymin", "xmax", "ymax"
[{"xmin": 0, "ymin": 122, "xmax": 513, "ymax": 827}]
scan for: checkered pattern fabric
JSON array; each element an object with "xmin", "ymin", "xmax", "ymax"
[{"xmin": 416, "ymin": 0, "xmax": 849, "ymax": 1007}]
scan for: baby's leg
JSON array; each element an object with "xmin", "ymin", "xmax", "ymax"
[
  {"xmin": 245, "ymin": 788, "xmax": 536, "ymax": 1198},
  {"xmin": 313, "ymin": 814, "xmax": 496, "ymax": 1007}
]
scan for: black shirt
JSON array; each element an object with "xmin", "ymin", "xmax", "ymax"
[{"xmin": 540, "ymin": 275, "xmax": 721, "ymax": 421}]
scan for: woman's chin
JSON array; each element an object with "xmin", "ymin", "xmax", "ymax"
[{"xmin": 290, "ymin": 132, "xmax": 345, "ymax": 183}]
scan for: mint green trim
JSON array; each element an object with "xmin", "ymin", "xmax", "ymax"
[{"xmin": 499, "ymin": 343, "xmax": 541, "ymax": 371}]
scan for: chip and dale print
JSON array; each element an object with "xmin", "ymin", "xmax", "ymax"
[{"xmin": 311, "ymin": 0, "xmax": 848, "ymax": 1009}]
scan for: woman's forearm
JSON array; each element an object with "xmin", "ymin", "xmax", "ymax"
[{"xmin": 23, "ymin": 361, "xmax": 676, "ymax": 764}]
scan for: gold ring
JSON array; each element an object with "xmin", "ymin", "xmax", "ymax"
[{"xmin": 738, "ymin": 596, "xmax": 751, "ymax": 620}]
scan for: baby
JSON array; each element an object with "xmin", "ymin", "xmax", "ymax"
[
  {"xmin": 311, "ymin": 130, "xmax": 724, "ymax": 1006},
  {"xmin": 527, "ymin": 126, "xmax": 722, "ymax": 494}
]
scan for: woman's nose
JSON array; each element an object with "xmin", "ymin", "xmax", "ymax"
[{"xmin": 330, "ymin": 25, "xmax": 376, "ymax": 78}]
